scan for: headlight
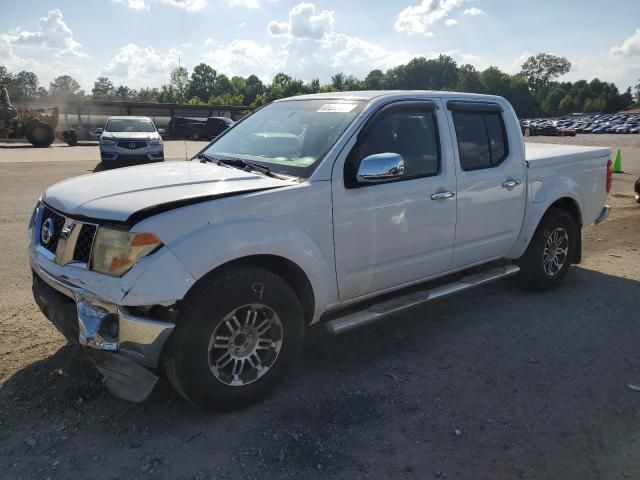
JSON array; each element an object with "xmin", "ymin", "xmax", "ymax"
[
  {"xmin": 28, "ymin": 204, "xmax": 39, "ymax": 238},
  {"xmin": 149, "ymin": 137, "xmax": 162, "ymax": 145},
  {"xmin": 101, "ymin": 137, "xmax": 117, "ymax": 145},
  {"xmin": 91, "ymin": 227, "xmax": 162, "ymax": 277}
]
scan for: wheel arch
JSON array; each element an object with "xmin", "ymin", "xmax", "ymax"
[
  {"xmin": 509, "ymin": 194, "xmax": 583, "ymax": 262},
  {"xmin": 181, "ymin": 254, "xmax": 316, "ymax": 326}
]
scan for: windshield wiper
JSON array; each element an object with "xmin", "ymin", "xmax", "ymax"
[
  {"xmin": 197, "ymin": 152, "xmax": 228, "ymax": 167},
  {"xmin": 198, "ymin": 153, "xmax": 292, "ymax": 180}
]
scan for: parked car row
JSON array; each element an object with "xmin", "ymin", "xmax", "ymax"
[{"xmin": 521, "ymin": 112, "xmax": 640, "ymax": 136}]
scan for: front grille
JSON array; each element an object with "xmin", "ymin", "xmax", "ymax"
[
  {"xmin": 73, "ymin": 224, "xmax": 97, "ymax": 263},
  {"xmin": 38, "ymin": 205, "xmax": 98, "ymax": 267},
  {"xmin": 117, "ymin": 141, "xmax": 147, "ymax": 150},
  {"xmin": 40, "ymin": 207, "xmax": 66, "ymax": 254}
]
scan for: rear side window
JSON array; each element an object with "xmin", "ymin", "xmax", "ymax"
[{"xmin": 452, "ymin": 111, "xmax": 508, "ymax": 171}]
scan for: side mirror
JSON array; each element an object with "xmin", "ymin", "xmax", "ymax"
[
  {"xmin": 356, "ymin": 152, "xmax": 405, "ymax": 183},
  {"xmin": 157, "ymin": 128, "xmax": 166, "ymax": 135}
]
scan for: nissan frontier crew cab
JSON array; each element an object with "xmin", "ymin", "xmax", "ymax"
[{"xmin": 29, "ymin": 91, "xmax": 612, "ymax": 410}]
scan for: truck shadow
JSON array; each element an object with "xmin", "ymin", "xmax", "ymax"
[{"xmin": 1, "ymin": 266, "xmax": 640, "ymax": 478}]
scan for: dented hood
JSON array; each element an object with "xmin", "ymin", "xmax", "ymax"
[{"xmin": 43, "ymin": 161, "xmax": 288, "ymax": 223}]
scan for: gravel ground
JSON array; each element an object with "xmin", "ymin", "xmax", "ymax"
[{"xmin": 1, "ymin": 135, "xmax": 639, "ymax": 480}]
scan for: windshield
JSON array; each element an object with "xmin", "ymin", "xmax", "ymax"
[
  {"xmin": 202, "ymin": 99, "xmax": 366, "ymax": 177},
  {"xmin": 106, "ymin": 118, "xmax": 156, "ymax": 133}
]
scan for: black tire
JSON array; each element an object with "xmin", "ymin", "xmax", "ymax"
[
  {"xmin": 164, "ymin": 266, "xmax": 305, "ymax": 410},
  {"xmin": 517, "ymin": 208, "xmax": 576, "ymax": 290},
  {"xmin": 25, "ymin": 121, "xmax": 55, "ymax": 147}
]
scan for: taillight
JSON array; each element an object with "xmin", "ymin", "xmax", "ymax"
[{"xmin": 606, "ymin": 159, "xmax": 612, "ymax": 194}]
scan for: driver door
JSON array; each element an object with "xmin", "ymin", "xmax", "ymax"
[{"xmin": 331, "ymin": 101, "xmax": 457, "ymax": 301}]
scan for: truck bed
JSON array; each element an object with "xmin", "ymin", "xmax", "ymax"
[{"xmin": 525, "ymin": 142, "xmax": 610, "ymax": 169}]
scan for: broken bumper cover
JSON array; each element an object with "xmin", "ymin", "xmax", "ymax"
[{"xmin": 31, "ymin": 257, "xmax": 175, "ymax": 402}]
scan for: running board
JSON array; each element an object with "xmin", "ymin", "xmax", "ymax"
[{"xmin": 325, "ymin": 264, "xmax": 520, "ymax": 335}]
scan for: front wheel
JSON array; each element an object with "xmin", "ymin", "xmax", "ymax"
[
  {"xmin": 517, "ymin": 208, "xmax": 576, "ymax": 290},
  {"xmin": 164, "ymin": 266, "xmax": 305, "ymax": 410}
]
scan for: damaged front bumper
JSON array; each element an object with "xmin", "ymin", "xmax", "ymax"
[{"xmin": 31, "ymin": 257, "xmax": 175, "ymax": 402}]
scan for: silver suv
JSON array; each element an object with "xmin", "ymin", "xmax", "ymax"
[{"xmin": 99, "ymin": 116, "xmax": 164, "ymax": 169}]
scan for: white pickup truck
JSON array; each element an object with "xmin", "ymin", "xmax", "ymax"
[{"xmin": 29, "ymin": 91, "xmax": 612, "ymax": 409}]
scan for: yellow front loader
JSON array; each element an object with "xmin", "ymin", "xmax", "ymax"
[{"xmin": 0, "ymin": 85, "xmax": 77, "ymax": 147}]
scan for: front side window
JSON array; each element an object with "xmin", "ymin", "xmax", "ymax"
[
  {"xmin": 203, "ymin": 99, "xmax": 366, "ymax": 178},
  {"xmin": 452, "ymin": 111, "xmax": 508, "ymax": 171},
  {"xmin": 106, "ymin": 118, "xmax": 155, "ymax": 133},
  {"xmin": 348, "ymin": 106, "xmax": 440, "ymax": 184}
]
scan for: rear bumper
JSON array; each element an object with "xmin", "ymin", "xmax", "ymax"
[
  {"xmin": 594, "ymin": 205, "xmax": 611, "ymax": 225},
  {"xmin": 31, "ymin": 256, "xmax": 175, "ymax": 402}
]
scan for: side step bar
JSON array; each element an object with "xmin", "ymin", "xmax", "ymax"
[{"xmin": 325, "ymin": 264, "xmax": 520, "ymax": 335}]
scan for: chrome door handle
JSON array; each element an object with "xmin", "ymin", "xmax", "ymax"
[
  {"xmin": 501, "ymin": 179, "xmax": 522, "ymax": 190},
  {"xmin": 431, "ymin": 191, "xmax": 456, "ymax": 200}
]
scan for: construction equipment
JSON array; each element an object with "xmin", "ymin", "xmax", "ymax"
[{"xmin": 0, "ymin": 85, "xmax": 77, "ymax": 147}]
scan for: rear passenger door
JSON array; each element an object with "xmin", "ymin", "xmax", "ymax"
[
  {"xmin": 447, "ymin": 101, "xmax": 525, "ymax": 268},
  {"xmin": 332, "ymin": 101, "xmax": 457, "ymax": 301}
]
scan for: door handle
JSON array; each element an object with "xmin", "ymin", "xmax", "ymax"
[
  {"xmin": 431, "ymin": 191, "xmax": 456, "ymax": 200},
  {"xmin": 501, "ymin": 179, "xmax": 522, "ymax": 190}
]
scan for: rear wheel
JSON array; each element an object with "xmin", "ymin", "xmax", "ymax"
[
  {"xmin": 164, "ymin": 266, "xmax": 305, "ymax": 410},
  {"xmin": 25, "ymin": 121, "xmax": 55, "ymax": 147},
  {"xmin": 517, "ymin": 208, "xmax": 576, "ymax": 290}
]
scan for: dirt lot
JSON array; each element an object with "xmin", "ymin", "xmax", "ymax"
[{"xmin": 1, "ymin": 136, "xmax": 639, "ymax": 480}]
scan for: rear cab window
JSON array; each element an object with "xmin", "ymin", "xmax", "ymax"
[{"xmin": 450, "ymin": 103, "xmax": 509, "ymax": 171}]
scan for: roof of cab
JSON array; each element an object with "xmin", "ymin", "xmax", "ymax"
[
  {"xmin": 106, "ymin": 116, "xmax": 153, "ymax": 120},
  {"xmin": 275, "ymin": 90, "xmax": 505, "ymax": 103}
]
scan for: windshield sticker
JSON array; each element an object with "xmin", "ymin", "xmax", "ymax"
[{"xmin": 317, "ymin": 103, "xmax": 358, "ymax": 113}]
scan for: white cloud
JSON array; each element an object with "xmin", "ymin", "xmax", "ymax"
[
  {"xmin": 226, "ymin": 2, "xmax": 480, "ymax": 83},
  {"xmin": 610, "ymin": 28, "xmax": 640, "ymax": 57},
  {"xmin": 445, "ymin": 18, "xmax": 458, "ymax": 26},
  {"xmin": 463, "ymin": 7, "xmax": 483, "ymax": 15},
  {"xmin": 394, "ymin": 0, "xmax": 467, "ymax": 35},
  {"xmin": 204, "ymin": 39, "xmax": 275, "ymax": 78},
  {"xmin": 3, "ymin": 9, "xmax": 86, "ymax": 58},
  {"xmin": 102, "ymin": 43, "xmax": 180, "ymax": 88},
  {"xmin": 205, "ymin": 37, "xmax": 215, "ymax": 45},
  {"xmin": 268, "ymin": 3, "xmax": 335, "ymax": 40},
  {"xmin": 228, "ymin": 0, "xmax": 260, "ymax": 7},
  {"xmin": 115, "ymin": 0, "xmax": 207, "ymax": 11}
]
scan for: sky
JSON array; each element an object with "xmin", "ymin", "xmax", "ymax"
[{"xmin": 1, "ymin": 0, "xmax": 639, "ymax": 93}]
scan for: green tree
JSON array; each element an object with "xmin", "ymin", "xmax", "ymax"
[
  {"xmin": 331, "ymin": 73, "xmax": 346, "ymax": 91},
  {"xmin": 479, "ymin": 66, "xmax": 511, "ymax": 97},
  {"xmin": 14, "ymin": 71, "xmax": 39, "ymax": 97},
  {"xmin": 305, "ymin": 78, "xmax": 321, "ymax": 94},
  {"xmin": 49, "ymin": 75, "xmax": 84, "ymax": 98},
  {"xmin": 243, "ymin": 75, "xmax": 265, "ymax": 105},
  {"xmin": 136, "ymin": 87, "xmax": 160, "ymax": 102},
  {"xmin": 520, "ymin": 53, "xmax": 571, "ymax": 97},
  {"xmin": 169, "ymin": 66, "xmax": 190, "ymax": 103},
  {"xmin": 559, "ymin": 94, "xmax": 574, "ymax": 114},
  {"xmin": 456, "ymin": 64, "xmax": 485, "ymax": 93},
  {"xmin": 231, "ymin": 76, "xmax": 247, "ymax": 98},
  {"xmin": 365, "ymin": 69, "xmax": 384, "ymax": 90},
  {"xmin": 113, "ymin": 85, "xmax": 136, "ymax": 100},
  {"xmin": 0, "ymin": 66, "xmax": 11, "ymax": 85},
  {"xmin": 213, "ymin": 73, "xmax": 232, "ymax": 97},
  {"xmin": 188, "ymin": 63, "xmax": 216, "ymax": 102},
  {"xmin": 92, "ymin": 76, "xmax": 114, "ymax": 99}
]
